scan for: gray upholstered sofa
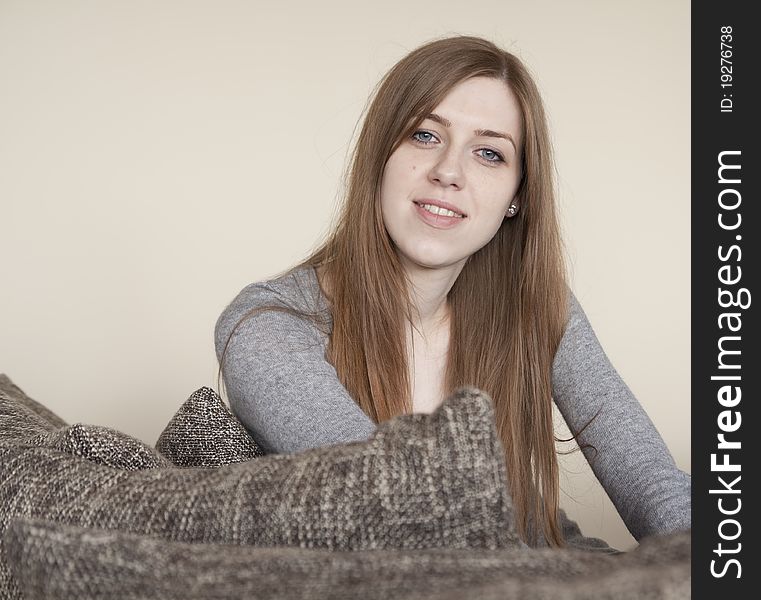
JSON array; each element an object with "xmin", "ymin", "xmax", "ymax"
[{"xmin": 0, "ymin": 374, "xmax": 690, "ymax": 599}]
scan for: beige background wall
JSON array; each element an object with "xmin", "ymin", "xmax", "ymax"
[{"xmin": 0, "ymin": 0, "xmax": 689, "ymax": 550}]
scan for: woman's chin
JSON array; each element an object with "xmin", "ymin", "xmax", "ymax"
[{"xmin": 399, "ymin": 253, "xmax": 468, "ymax": 275}]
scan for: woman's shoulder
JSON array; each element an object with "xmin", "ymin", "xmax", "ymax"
[
  {"xmin": 551, "ymin": 290, "xmax": 607, "ymax": 383},
  {"xmin": 214, "ymin": 264, "xmax": 329, "ymax": 357},
  {"xmin": 552, "ymin": 288, "xmax": 599, "ymax": 345},
  {"xmin": 224, "ymin": 264, "xmax": 323, "ymax": 313}
]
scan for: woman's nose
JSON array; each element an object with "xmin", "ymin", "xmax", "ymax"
[{"xmin": 427, "ymin": 147, "xmax": 464, "ymax": 189}]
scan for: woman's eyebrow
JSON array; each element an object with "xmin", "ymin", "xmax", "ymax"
[{"xmin": 425, "ymin": 113, "xmax": 516, "ymax": 151}]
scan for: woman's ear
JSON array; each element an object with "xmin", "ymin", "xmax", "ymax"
[{"xmin": 505, "ymin": 197, "xmax": 520, "ymax": 218}]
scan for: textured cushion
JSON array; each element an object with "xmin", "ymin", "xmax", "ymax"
[
  {"xmin": 1, "ymin": 385, "xmax": 520, "ymax": 599},
  {"xmin": 0, "ymin": 378, "xmax": 173, "ymax": 599},
  {"xmin": 4, "ymin": 518, "xmax": 691, "ymax": 600},
  {"xmin": 155, "ymin": 386, "xmax": 265, "ymax": 466},
  {"xmin": 0, "ymin": 373, "xmax": 67, "ymax": 435},
  {"xmin": 152, "ymin": 386, "xmax": 612, "ymax": 553},
  {"xmin": 0, "ymin": 375, "xmax": 167, "ymax": 471},
  {"xmin": 27, "ymin": 424, "xmax": 169, "ymax": 470}
]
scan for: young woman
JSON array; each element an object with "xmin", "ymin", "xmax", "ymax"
[{"xmin": 215, "ymin": 35, "xmax": 690, "ymax": 547}]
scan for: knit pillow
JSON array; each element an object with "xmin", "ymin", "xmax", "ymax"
[
  {"xmin": 4, "ymin": 518, "xmax": 691, "ymax": 600},
  {"xmin": 26, "ymin": 424, "xmax": 169, "ymax": 470},
  {"xmin": 0, "ymin": 386, "xmax": 520, "ymax": 600},
  {"xmin": 0, "ymin": 374, "xmax": 67, "ymax": 436},
  {"xmin": 0, "ymin": 376, "xmax": 167, "ymax": 471},
  {"xmin": 155, "ymin": 386, "xmax": 265, "ymax": 467}
]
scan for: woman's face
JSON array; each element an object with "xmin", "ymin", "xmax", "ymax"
[{"xmin": 380, "ymin": 76, "xmax": 523, "ymax": 276}]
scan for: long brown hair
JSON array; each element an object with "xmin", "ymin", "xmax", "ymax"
[{"xmin": 219, "ymin": 35, "xmax": 569, "ymax": 546}]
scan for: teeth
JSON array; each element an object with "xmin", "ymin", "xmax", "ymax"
[{"xmin": 421, "ymin": 203, "xmax": 463, "ymax": 218}]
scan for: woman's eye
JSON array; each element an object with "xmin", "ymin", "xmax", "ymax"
[
  {"xmin": 478, "ymin": 148, "xmax": 505, "ymax": 163},
  {"xmin": 411, "ymin": 130, "xmax": 437, "ymax": 144},
  {"xmin": 411, "ymin": 131, "xmax": 505, "ymax": 165}
]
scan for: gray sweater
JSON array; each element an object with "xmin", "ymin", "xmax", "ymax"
[{"xmin": 215, "ymin": 265, "xmax": 691, "ymax": 542}]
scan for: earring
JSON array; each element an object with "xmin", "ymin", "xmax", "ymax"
[{"xmin": 507, "ymin": 204, "xmax": 518, "ymax": 216}]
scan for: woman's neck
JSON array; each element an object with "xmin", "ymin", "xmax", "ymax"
[
  {"xmin": 314, "ymin": 259, "xmax": 463, "ymax": 338},
  {"xmin": 402, "ymin": 259, "xmax": 464, "ymax": 338}
]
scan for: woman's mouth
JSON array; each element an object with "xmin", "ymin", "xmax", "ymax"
[{"xmin": 413, "ymin": 201, "xmax": 467, "ymax": 229}]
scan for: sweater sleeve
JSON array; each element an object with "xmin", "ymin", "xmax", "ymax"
[
  {"xmin": 214, "ymin": 281, "xmax": 377, "ymax": 454},
  {"xmin": 551, "ymin": 292, "xmax": 691, "ymax": 540}
]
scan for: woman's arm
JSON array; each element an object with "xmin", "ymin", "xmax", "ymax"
[
  {"xmin": 551, "ymin": 292, "xmax": 691, "ymax": 540},
  {"xmin": 214, "ymin": 278, "xmax": 376, "ymax": 454}
]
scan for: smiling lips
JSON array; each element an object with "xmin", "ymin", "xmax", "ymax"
[
  {"xmin": 413, "ymin": 199, "xmax": 467, "ymax": 229},
  {"xmin": 414, "ymin": 199, "xmax": 467, "ymax": 217}
]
